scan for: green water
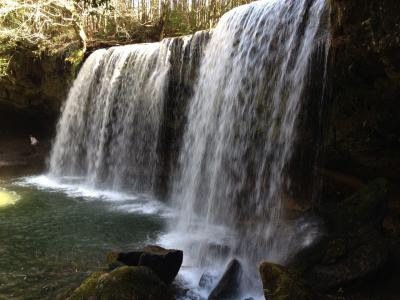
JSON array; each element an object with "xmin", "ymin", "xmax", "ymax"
[{"xmin": 0, "ymin": 177, "xmax": 166, "ymax": 300}]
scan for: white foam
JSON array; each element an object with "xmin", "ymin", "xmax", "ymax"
[
  {"xmin": 115, "ymin": 201, "xmax": 174, "ymax": 217},
  {"xmin": 16, "ymin": 175, "xmax": 172, "ymax": 217},
  {"xmin": 17, "ymin": 175, "xmax": 137, "ymax": 201}
]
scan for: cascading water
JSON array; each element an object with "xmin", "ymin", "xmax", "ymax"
[
  {"xmin": 49, "ymin": 43, "xmax": 171, "ymax": 192},
  {"xmin": 45, "ymin": 0, "xmax": 330, "ymax": 297},
  {"xmin": 48, "ymin": 33, "xmax": 208, "ymax": 193},
  {"xmin": 167, "ymin": 0, "xmax": 330, "ymax": 295}
]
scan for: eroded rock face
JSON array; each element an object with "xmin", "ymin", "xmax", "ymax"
[
  {"xmin": 289, "ymin": 179, "xmax": 389, "ymax": 293},
  {"xmin": 67, "ymin": 266, "xmax": 173, "ymax": 300},
  {"xmin": 325, "ymin": 0, "xmax": 400, "ymax": 182},
  {"xmin": 0, "ymin": 46, "xmax": 78, "ymax": 117},
  {"xmin": 322, "ymin": 0, "xmax": 400, "ymax": 243}
]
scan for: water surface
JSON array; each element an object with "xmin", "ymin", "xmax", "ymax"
[{"xmin": 0, "ymin": 175, "xmax": 167, "ymax": 300}]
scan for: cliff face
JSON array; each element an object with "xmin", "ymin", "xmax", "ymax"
[
  {"xmin": 326, "ymin": 0, "xmax": 400, "ymax": 181},
  {"xmin": 0, "ymin": 46, "xmax": 78, "ymax": 139},
  {"xmin": 302, "ymin": 2, "xmax": 400, "ymax": 297},
  {"xmin": 322, "ymin": 0, "xmax": 400, "ymax": 236},
  {"xmin": 0, "ymin": 45, "xmax": 80, "ymax": 175}
]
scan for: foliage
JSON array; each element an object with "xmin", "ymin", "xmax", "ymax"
[{"xmin": 0, "ymin": 0, "xmax": 255, "ymax": 76}]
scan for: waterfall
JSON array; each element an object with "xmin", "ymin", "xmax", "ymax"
[
  {"xmin": 48, "ymin": 34, "xmax": 208, "ymax": 193},
  {"xmin": 47, "ymin": 0, "xmax": 330, "ymax": 297},
  {"xmin": 168, "ymin": 0, "xmax": 330, "ymax": 286}
]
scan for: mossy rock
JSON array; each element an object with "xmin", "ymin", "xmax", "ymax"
[
  {"xmin": 259, "ymin": 262, "xmax": 315, "ymax": 300},
  {"xmin": 68, "ymin": 271, "xmax": 107, "ymax": 300},
  {"xmin": 68, "ymin": 266, "xmax": 173, "ymax": 300},
  {"xmin": 106, "ymin": 245, "xmax": 183, "ymax": 284}
]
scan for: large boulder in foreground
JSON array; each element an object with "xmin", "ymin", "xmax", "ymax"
[
  {"xmin": 259, "ymin": 262, "xmax": 323, "ymax": 300},
  {"xmin": 68, "ymin": 266, "xmax": 173, "ymax": 300},
  {"xmin": 208, "ymin": 258, "xmax": 243, "ymax": 300},
  {"xmin": 107, "ymin": 245, "xmax": 183, "ymax": 284}
]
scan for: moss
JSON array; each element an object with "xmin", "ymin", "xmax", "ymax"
[
  {"xmin": 65, "ymin": 48, "xmax": 85, "ymax": 75},
  {"xmin": 259, "ymin": 262, "xmax": 314, "ymax": 300},
  {"xmin": 68, "ymin": 266, "xmax": 173, "ymax": 300},
  {"xmin": 0, "ymin": 56, "xmax": 9, "ymax": 77},
  {"xmin": 106, "ymin": 251, "xmax": 119, "ymax": 265},
  {"xmin": 68, "ymin": 271, "xmax": 106, "ymax": 300}
]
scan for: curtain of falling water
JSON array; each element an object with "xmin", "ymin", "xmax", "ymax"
[
  {"xmin": 170, "ymin": 0, "xmax": 330, "ymax": 276},
  {"xmin": 49, "ymin": 43, "xmax": 172, "ymax": 192},
  {"xmin": 49, "ymin": 33, "xmax": 209, "ymax": 193}
]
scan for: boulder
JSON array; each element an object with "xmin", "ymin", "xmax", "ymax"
[
  {"xmin": 199, "ymin": 271, "xmax": 217, "ymax": 289},
  {"xmin": 259, "ymin": 262, "xmax": 317, "ymax": 300},
  {"xmin": 138, "ymin": 245, "xmax": 183, "ymax": 284},
  {"xmin": 68, "ymin": 266, "xmax": 173, "ymax": 300},
  {"xmin": 208, "ymin": 258, "xmax": 243, "ymax": 300},
  {"xmin": 107, "ymin": 245, "xmax": 183, "ymax": 284},
  {"xmin": 107, "ymin": 250, "xmax": 143, "ymax": 268},
  {"xmin": 67, "ymin": 271, "xmax": 106, "ymax": 300}
]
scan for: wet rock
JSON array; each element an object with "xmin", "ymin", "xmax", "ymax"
[
  {"xmin": 206, "ymin": 243, "xmax": 231, "ymax": 259},
  {"xmin": 108, "ymin": 260, "xmax": 126, "ymax": 271},
  {"xmin": 172, "ymin": 279, "xmax": 205, "ymax": 300},
  {"xmin": 68, "ymin": 266, "xmax": 173, "ymax": 300},
  {"xmin": 107, "ymin": 250, "xmax": 143, "ymax": 266},
  {"xmin": 138, "ymin": 245, "xmax": 183, "ymax": 284},
  {"xmin": 67, "ymin": 271, "xmax": 106, "ymax": 300},
  {"xmin": 199, "ymin": 271, "xmax": 217, "ymax": 289},
  {"xmin": 208, "ymin": 258, "xmax": 243, "ymax": 300},
  {"xmin": 259, "ymin": 262, "xmax": 317, "ymax": 300},
  {"xmin": 107, "ymin": 245, "xmax": 183, "ymax": 284}
]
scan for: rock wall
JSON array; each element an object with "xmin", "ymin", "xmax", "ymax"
[
  {"xmin": 303, "ymin": 1, "xmax": 400, "ymax": 297},
  {"xmin": 323, "ymin": 0, "xmax": 400, "ymax": 240},
  {"xmin": 0, "ymin": 46, "xmax": 78, "ymax": 139},
  {"xmin": 325, "ymin": 0, "xmax": 400, "ymax": 182}
]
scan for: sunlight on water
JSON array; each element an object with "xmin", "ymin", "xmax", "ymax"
[
  {"xmin": 17, "ymin": 175, "xmax": 174, "ymax": 217},
  {"xmin": 0, "ymin": 188, "xmax": 20, "ymax": 207}
]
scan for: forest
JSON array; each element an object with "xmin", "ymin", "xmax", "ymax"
[{"xmin": 0, "ymin": 0, "xmax": 251, "ymax": 52}]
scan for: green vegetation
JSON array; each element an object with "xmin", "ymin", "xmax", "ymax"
[
  {"xmin": 0, "ymin": 0, "xmax": 253, "ymax": 77},
  {"xmin": 68, "ymin": 266, "xmax": 173, "ymax": 300},
  {"xmin": 0, "ymin": 0, "xmax": 253, "ymax": 49},
  {"xmin": 0, "ymin": 56, "xmax": 9, "ymax": 77}
]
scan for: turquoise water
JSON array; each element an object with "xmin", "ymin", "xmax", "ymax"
[{"xmin": 0, "ymin": 176, "xmax": 167, "ymax": 300}]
